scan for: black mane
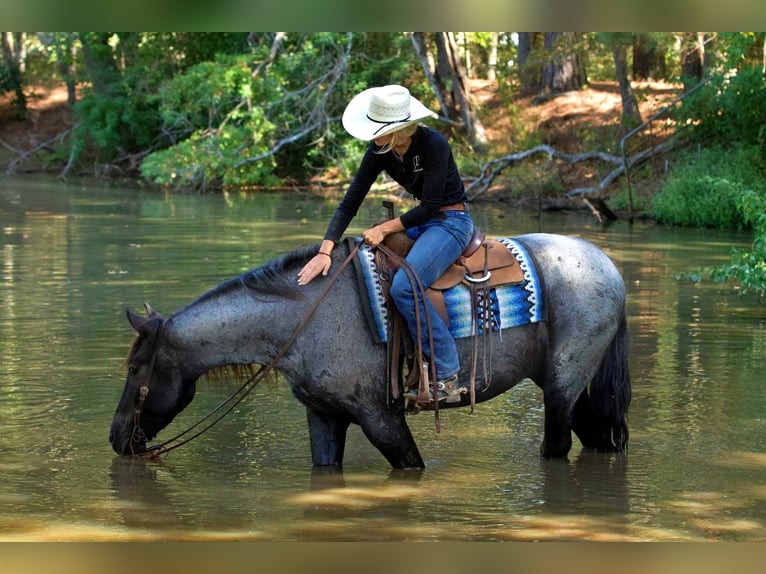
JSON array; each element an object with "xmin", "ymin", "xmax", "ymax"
[
  {"xmin": 242, "ymin": 245, "xmax": 319, "ymax": 297},
  {"xmin": 194, "ymin": 245, "xmax": 320, "ymax": 306}
]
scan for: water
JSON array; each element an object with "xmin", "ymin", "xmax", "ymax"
[{"xmin": 1, "ymin": 177, "xmax": 765, "ymax": 541}]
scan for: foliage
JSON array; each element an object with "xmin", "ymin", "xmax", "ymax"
[
  {"xmin": 661, "ymin": 34, "xmax": 766, "ymax": 298},
  {"xmin": 73, "ymin": 91, "xmax": 161, "ymax": 161},
  {"xmin": 651, "ymin": 145, "xmax": 765, "ymax": 229},
  {"xmin": 0, "ymin": 63, "xmax": 10, "ymax": 92},
  {"xmin": 708, "ymin": 190, "xmax": 766, "ymax": 297},
  {"xmin": 138, "ymin": 32, "xmax": 425, "ymax": 190},
  {"xmin": 673, "ymin": 65, "xmax": 766, "ymax": 149},
  {"xmin": 139, "ymin": 53, "xmax": 280, "ymax": 189}
]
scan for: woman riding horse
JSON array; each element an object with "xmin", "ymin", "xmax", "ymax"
[{"xmin": 297, "ymin": 84, "xmax": 474, "ymax": 403}]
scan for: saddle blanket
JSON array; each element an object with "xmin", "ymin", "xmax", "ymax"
[{"xmin": 353, "ymin": 237, "xmax": 545, "ymax": 344}]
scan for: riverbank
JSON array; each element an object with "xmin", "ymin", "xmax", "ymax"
[{"xmin": 1, "ymin": 80, "xmax": 681, "ymax": 218}]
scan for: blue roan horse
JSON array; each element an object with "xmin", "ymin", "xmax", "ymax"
[{"xmin": 110, "ymin": 233, "xmax": 631, "ymax": 469}]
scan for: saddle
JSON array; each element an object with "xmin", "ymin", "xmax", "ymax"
[
  {"xmin": 378, "ymin": 227, "xmax": 524, "ymax": 326},
  {"xmin": 375, "ymin": 225, "xmax": 526, "ymax": 412}
]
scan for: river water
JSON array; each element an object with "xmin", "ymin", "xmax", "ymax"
[{"xmin": 1, "ymin": 177, "xmax": 764, "ymax": 541}]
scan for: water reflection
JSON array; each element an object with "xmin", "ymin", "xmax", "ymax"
[
  {"xmin": 537, "ymin": 452, "xmax": 630, "ymax": 517},
  {"xmin": 2, "ymin": 178, "xmax": 765, "ymax": 541},
  {"xmin": 108, "ymin": 457, "xmax": 179, "ymax": 530}
]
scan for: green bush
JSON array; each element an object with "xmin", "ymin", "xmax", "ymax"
[
  {"xmin": 72, "ymin": 90, "xmax": 162, "ymax": 164},
  {"xmin": 674, "ymin": 66, "xmax": 766, "ymax": 150},
  {"xmin": 139, "ymin": 33, "xmax": 424, "ymax": 190},
  {"xmin": 651, "ymin": 145, "xmax": 765, "ymax": 229},
  {"xmin": 709, "ymin": 190, "xmax": 766, "ymax": 297},
  {"xmin": 139, "ymin": 53, "xmax": 282, "ymax": 190}
]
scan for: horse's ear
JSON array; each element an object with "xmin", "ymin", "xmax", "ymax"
[
  {"xmin": 144, "ymin": 302, "xmax": 160, "ymax": 318},
  {"xmin": 126, "ymin": 307, "xmax": 148, "ymax": 331}
]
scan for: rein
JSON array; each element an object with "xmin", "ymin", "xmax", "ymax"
[
  {"xmin": 132, "ymin": 243, "xmax": 361, "ymax": 459},
  {"xmin": 376, "ymin": 243, "xmax": 443, "ymax": 431}
]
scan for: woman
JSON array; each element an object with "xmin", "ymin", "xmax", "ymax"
[{"xmin": 297, "ymin": 84, "xmax": 474, "ymax": 402}]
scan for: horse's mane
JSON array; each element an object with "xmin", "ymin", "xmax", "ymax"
[
  {"xmin": 242, "ymin": 245, "xmax": 319, "ymax": 297},
  {"xmin": 195, "ymin": 245, "xmax": 320, "ymax": 305}
]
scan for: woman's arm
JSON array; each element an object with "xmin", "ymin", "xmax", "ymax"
[{"xmin": 362, "ymin": 217, "xmax": 404, "ymax": 248}]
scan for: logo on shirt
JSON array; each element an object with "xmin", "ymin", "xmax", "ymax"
[{"xmin": 412, "ymin": 155, "xmax": 423, "ymax": 172}]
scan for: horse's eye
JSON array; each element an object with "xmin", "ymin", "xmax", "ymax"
[{"xmin": 128, "ymin": 365, "xmax": 138, "ymax": 376}]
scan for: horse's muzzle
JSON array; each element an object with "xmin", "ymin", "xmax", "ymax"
[{"xmin": 109, "ymin": 422, "xmax": 148, "ymax": 456}]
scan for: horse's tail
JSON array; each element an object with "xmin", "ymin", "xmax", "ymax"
[{"xmin": 586, "ymin": 309, "xmax": 631, "ymax": 452}]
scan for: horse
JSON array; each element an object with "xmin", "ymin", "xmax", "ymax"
[{"xmin": 109, "ymin": 233, "xmax": 631, "ymax": 469}]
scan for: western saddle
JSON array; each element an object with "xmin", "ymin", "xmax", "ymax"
[{"xmin": 374, "ymin": 202, "xmax": 524, "ymax": 411}]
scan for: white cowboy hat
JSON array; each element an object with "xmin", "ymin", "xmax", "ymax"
[{"xmin": 342, "ymin": 84, "xmax": 437, "ymax": 141}]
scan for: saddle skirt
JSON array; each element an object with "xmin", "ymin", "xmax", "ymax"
[{"xmin": 351, "ymin": 236, "xmax": 546, "ymax": 344}]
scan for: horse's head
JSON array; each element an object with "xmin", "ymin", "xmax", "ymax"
[{"xmin": 109, "ymin": 304, "xmax": 197, "ymax": 456}]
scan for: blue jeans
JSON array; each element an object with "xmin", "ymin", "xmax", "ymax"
[{"xmin": 390, "ymin": 210, "xmax": 474, "ymax": 381}]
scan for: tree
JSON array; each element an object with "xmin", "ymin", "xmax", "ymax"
[
  {"xmin": 517, "ymin": 32, "xmax": 587, "ymax": 94},
  {"xmin": 487, "ymin": 32, "xmax": 499, "ymax": 80},
  {"xmin": 632, "ymin": 33, "xmax": 668, "ymax": 80},
  {"xmin": 140, "ymin": 32, "xmax": 359, "ymax": 190},
  {"xmin": 613, "ymin": 43, "xmax": 642, "ymax": 126},
  {"xmin": 598, "ymin": 32, "xmax": 642, "ymax": 127},
  {"xmin": 411, "ymin": 32, "xmax": 488, "ymax": 153},
  {"xmin": 1, "ymin": 32, "xmax": 27, "ymax": 118},
  {"xmin": 678, "ymin": 32, "xmax": 711, "ymax": 89},
  {"xmin": 50, "ymin": 33, "xmax": 78, "ymax": 106},
  {"xmin": 540, "ymin": 32, "xmax": 586, "ymax": 93},
  {"xmin": 78, "ymin": 32, "xmax": 123, "ymax": 97}
]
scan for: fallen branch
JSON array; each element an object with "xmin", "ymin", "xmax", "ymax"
[
  {"xmin": 233, "ymin": 122, "xmax": 323, "ymax": 168},
  {"xmin": 3, "ymin": 126, "xmax": 75, "ymax": 175},
  {"xmin": 466, "ymin": 140, "xmax": 676, "ymax": 202}
]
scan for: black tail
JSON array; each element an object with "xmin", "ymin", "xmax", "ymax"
[{"xmin": 580, "ymin": 310, "xmax": 632, "ymax": 452}]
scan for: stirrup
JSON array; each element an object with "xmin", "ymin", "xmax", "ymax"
[
  {"xmin": 435, "ymin": 374, "xmax": 466, "ymax": 403},
  {"xmin": 404, "ymin": 373, "xmax": 465, "ymax": 404}
]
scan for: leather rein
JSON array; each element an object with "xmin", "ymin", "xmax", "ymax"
[
  {"xmin": 375, "ymin": 242, "xmax": 444, "ymax": 431},
  {"xmin": 130, "ymin": 243, "xmax": 361, "ymax": 459}
]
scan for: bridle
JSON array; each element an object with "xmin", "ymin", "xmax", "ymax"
[
  {"xmin": 129, "ymin": 319, "xmax": 165, "ymax": 455},
  {"xmin": 128, "ymin": 243, "xmax": 360, "ymax": 459}
]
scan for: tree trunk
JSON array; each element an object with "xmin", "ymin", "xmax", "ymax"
[
  {"xmin": 437, "ymin": 32, "xmax": 487, "ymax": 152},
  {"xmin": 517, "ymin": 32, "xmax": 539, "ymax": 91},
  {"xmin": 412, "ymin": 32, "xmax": 488, "ymax": 154},
  {"xmin": 613, "ymin": 43, "xmax": 642, "ymax": 126},
  {"xmin": 79, "ymin": 32, "xmax": 123, "ymax": 96},
  {"xmin": 487, "ymin": 32, "xmax": 498, "ymax": 80},
  {"xmin": 632, "ymin": 33, "xmax": 666, "ymax": 80},
  {"xmin": 517, "ymin": 32, "xmax": 532, "ymax": 66},
  {"xmin": 539, "ymin": 32, "xmax": 586, "ymax": 94},
  {"xmin": 1, "ymin": 32, "xmax": 27, "ymax": 118},
  {"xmin": 53, "ymin": 32, "xmax": 78, "ymax": 106},
  {"xmin": 410, "ymin": 32, "xmax": 449, "ymax": 118},
  {"xmin": 679, "ymin": 32, "xmax": 704, "ymax": 89}
]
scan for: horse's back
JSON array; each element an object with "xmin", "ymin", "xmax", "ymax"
[
  {"xmin": 517, "ymin": 232, "xmax": 624, "ymax": 301},
  {"xmin": 517, "ymin": 232, "xmax": 625, "ymax": 346}
]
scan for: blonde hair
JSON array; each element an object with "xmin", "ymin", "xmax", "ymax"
[{"xmin": 374, "ymin": 122, "xmax": 419, "ymax": 154}]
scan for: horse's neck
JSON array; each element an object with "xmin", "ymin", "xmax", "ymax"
[{"xmin": 165, "ymin": 289, "xmax": 283, "ymax": 372}]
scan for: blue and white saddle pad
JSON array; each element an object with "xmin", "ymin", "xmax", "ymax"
[{"xmin": 353, "ymin": 237, "xmax": 545, "ymax": 344}]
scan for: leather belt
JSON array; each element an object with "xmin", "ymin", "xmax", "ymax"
[{"xmin": 440, "ymin": 201, "xmax": 468, "ymax": 212}]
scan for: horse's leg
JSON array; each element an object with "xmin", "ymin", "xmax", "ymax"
[
  {"xmin": 540, "ymin": 384, "xmax": 578, "ymax": 458},
  {"xmin": 358, "ymin": 410, "xmax": 425, "ymax": 470},
  {"xmin": 541, "ymin": 337, "xmax": 622, "ymax": 457},
  {"xmin": 571, "ymin": 314, "xmax": 631, "ymax": 453},
  {"xmin": 306, "ymin": 407, "xmax": 350, "ymax": 467},
  {"xmin": 571, "ymin": 390, "xmax": 601, "ymax": 450}
]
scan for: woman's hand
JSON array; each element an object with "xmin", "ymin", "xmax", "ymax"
[
  {"xmin": 362, "ymin": 226, "xmax": 386, "ymax": 248},
  {"xmin": 297, "ymin": 252, "xmax": 332, "ymax": 285},
  {"xmin": 363, "ymin": 218, "xmax": 405, "ymax": 248}
]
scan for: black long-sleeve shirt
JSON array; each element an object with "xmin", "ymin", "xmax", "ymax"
[{"xmin": 324, "ymin": 126, "xmax": 467, "ymax": 243}]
